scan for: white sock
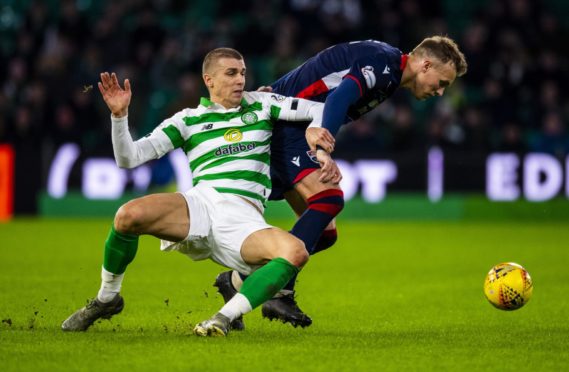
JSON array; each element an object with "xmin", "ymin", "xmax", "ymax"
[
  {"xmin": 97, "ymin": 267, "xmax": 124, "ymax": 303},
  {"xmin": 219, "ymin": 293, "xmax": 252, "ymax": 321},
  {"xmin": 231, "ymin": 270, "xmax": 243, "ymax": 291}
]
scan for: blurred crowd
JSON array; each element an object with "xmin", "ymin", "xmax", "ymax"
[{"xmin": 2, "ymin": 0, "xmax": 569, "ymax": 163}]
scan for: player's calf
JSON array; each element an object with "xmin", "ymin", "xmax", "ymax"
[
  {"xmin": 291, "ymin": 189, "xmax": 344, "ymax": 253},
  {"xmin": 313, "ymin": 228, "xmax": 338, "ymax": 254}
]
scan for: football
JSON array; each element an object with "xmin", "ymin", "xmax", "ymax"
[{"xmin": 484, "ymin": 262, "xmax": 533, "ymax": 310}]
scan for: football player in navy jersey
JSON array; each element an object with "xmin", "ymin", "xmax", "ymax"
[{"xmin": 214, "ymin": 36, "xmax": 467, "ymax": 329}]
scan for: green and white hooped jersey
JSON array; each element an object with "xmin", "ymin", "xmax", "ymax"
[{"xmin": 143, "ymin": 91, "xmax": 322, "ymax": 210}]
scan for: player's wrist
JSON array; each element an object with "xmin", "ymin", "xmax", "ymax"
[
  {"xmin": 111, "ymin": 113, "xmax": 128, "ymax": 124},
  {"xmin": 112, "ymin": 109, "xmax": 128, "ymax": 118},
  {"xmin": 316, "ymin": 145, "xmax": 331, "ymax": 154}
]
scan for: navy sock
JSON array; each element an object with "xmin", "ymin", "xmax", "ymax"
[
  {"xmin": 313, "ymin": 228, "xmax": 338, "ymax": 254},
  {"xmin": 291, "ymin": 189, "xmax": 344, "ymax": 254},
  {"xmin": 283, "ymin": 189, "xmax": 344, "ymax": 291}
]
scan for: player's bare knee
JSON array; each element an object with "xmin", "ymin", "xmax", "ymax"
[
  {"xmin": 281, "ymin": 238, "xmax": 308, "ymax": 267},
  {"xmin": 114, "ymin": 203, "xmax": 143, "ymax": 234}
]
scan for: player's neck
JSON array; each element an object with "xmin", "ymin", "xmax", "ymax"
[
  {"xmin": 209, "ymin": 96, "xmax": 240, "ymax": 109},
  {"xmin": 400, "ymin": 54, "xmax": 417, "ymax": 89}
]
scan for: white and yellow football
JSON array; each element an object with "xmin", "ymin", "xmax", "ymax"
[{"xmin": 484, "ymin": 262, "xmax": 533, "ymax": 310}]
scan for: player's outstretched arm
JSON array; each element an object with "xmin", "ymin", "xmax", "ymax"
[
  {"xmin": 99, "ymin": 72, "xmax": 167, "ymax": 169},
  {"xmin": 305, "ymin": 77, "xmax": 361, "ymax": 152},
  {"xmin": 98, "ymin": 72, "xmax": 131, "ymax": 118}
]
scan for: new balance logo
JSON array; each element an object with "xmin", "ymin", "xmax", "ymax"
[
  {"xmin": 201, "ymin": 124, "xmax": 213, "ymax": 131},
  {"xmin": 383, "ymin": 66, "xmax": 390, "ymax": 74},
  {"xmin": 291, "ymin": 156, "xmax": 301, "ymax": 167}
]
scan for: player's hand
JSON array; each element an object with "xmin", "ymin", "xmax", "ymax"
[
  {"xmin": 306, "ymin": 127, "xmax": 335, "ymax": 153},
  {"xmin": 316, "ymin": 149, "xmax": 342, "ymax": 184},
  {"xmin": 98, "ymin": 72, "xmax": 131, "ymax": 118},
  {"xmin": 257, "ymin": 86, "xmax": 273, "ymax": 92}
]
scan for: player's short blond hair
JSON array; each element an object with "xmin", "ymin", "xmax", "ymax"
[
  {"xmin": 412, "ymin": 36, "xmax": 467, "ymax": 76},
  {"xmin": 202, "ymin": 48, "xmax": 244, "ymax": 75}
]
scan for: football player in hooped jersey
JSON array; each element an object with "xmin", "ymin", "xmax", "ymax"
[
  {"xmin": 61, "ymin": 48, "xmax": 341, "ymax": 337},
  {"xmin": 215, "ymin": 36, "xmax": 467, "ymax": 329}
]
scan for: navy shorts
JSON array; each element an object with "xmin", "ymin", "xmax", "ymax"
[{"xmin": 269, "ymin": 120, "xmax": 320, "ymax": 200}]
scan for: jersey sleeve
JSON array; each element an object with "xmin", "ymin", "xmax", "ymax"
[
  {"xmin": 344, "ymin": 54, "xmax": 393, "ymax": 95},
  {"xmin": 256, "ymin": 92, "xmax": 324, "ymax": 126},
  {"xmin": 111, "ymin": 110, "xmax": 187, "ymax": 168},
  {"xmin": 148, "ymin": 110, "xmax": 189, "ymax": 154},
  {"xmin": 321, "ymin": 78, "xmax": 362, "ymax": 135}
]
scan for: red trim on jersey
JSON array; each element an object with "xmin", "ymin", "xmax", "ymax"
[
  {"xmin": 344, "ymin": 74, "xmax": 363, "ymax": 96},
  {"xmin": 307, "ymin": 188, "xmax": 344, "ymax": 203},
  {"xmin": 400, "ymin": 54, "xmax": 408, "ymax": 70},
  {"xmin": 292, "ymin": 167, "xmax": 319, "ymax": 184},
  {"xmin": 296, "ymin": 79, "xmax": 329, "ymax": 99}
]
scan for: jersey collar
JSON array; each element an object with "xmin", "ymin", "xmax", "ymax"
[
  {"xmin": 400, "ymin": 54, "xmax": 408, "ymax": 71},
  {"xmin": 199, "ymin": 97, "xmax": 214, "ymax": 107}
]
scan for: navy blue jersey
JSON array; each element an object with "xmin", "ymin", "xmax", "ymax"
[
  {"xmin": 267, "ymin": 40, "xmax": 407, "ymax": 200},
  {"xmin": 271, "ymin": 40, "xmax": 406, "ymax": 121}
]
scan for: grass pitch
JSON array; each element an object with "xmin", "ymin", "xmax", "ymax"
[{"xmin": 1, "ymin": 218, "xmax": 568, "ymax": 371}]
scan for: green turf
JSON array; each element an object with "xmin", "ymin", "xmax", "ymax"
[{"xmin": 1, "ymin": 219, "xmax": 568, "ymax": 371}]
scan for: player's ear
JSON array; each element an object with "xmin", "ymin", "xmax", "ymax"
[
  {"xmin": 422, "ymin": 59, "xmax": 432, "ymax": 73},
  {"xmin": 203, "ymin": 74, "xmax": 214, "ymax": 89}
]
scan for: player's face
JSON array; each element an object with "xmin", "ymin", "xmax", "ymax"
[
  {"xmin": 412, "ymin": 60, "xmax": 457, "ymax": 100},
  {"xmin": 205, "ymin": 57, "xmax": 246, "ymax": 108}
]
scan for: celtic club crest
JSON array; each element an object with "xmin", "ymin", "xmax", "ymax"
[{"xmin": 241, "ymin": 111, "xmax": 258, "ymax": 125}]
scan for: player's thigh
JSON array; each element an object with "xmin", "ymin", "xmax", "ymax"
[
  {"xmin": 240, "ymin": 227, "xmax": 307, "ymax": 267},
  {"xmin": 115, "ymin": 192, "xmax": 189, "ymax": 241}
]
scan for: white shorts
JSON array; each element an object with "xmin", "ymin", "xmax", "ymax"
[{"xmin": 160, "ymin": 184, "xmax": 272, "ymax": 275}]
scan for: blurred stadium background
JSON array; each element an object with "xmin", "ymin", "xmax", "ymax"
[{"xmin": 1, "ymin": 0, "xmax": 569, "ymax": 219}]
